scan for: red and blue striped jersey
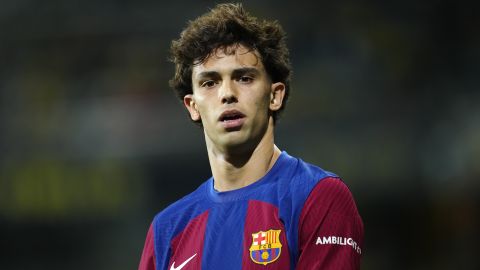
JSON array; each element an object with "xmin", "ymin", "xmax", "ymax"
[{"xmin": 139, "ymin": 152, "xmax": 364, "ymax": 269}]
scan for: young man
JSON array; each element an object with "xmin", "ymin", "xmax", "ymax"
[{"xmin": 139, "ymin": 3, "xmax": 363, "ymax": 270}]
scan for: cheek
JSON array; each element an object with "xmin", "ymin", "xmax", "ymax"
[
  {"xmin": 254, "ymin": 91, "xmax": 272, "ymax": 110},
  {"xmin": 196, "ymin": 102, "xmax": 216, "ymax": 124},
  {"xmin": 192, "ymin": 95, "xmax": 208, "ymax": 115},
  {"xmin": 250, "ymin": 95, "xmax": 272, "ymax": 123}
]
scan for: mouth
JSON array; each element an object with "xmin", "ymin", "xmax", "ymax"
[{"xmin": 218, "ymin": 110, "xmax": 246, "ymax": 130}]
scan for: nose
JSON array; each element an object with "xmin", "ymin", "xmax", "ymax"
[{"xmin": 220, "ymin": 80, "xmax": 238, "ymax": 104}]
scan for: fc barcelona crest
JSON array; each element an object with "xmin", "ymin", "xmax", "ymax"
[{"xmin": 249, "ymin": 229, "xmax": 282, "ymax": 265}]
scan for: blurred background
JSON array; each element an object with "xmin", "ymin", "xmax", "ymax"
[{"xmin": 0, "ymin": 0, "xmax": 478, "ymax": 269}]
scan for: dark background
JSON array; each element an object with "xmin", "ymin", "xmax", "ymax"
[{"xmin": 0, "ymin": 0, "xmax": 479, "ymax": 269}]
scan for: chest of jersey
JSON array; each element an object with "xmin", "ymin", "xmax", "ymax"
[{"xmin": 167, "ymin": 200, "xmax": 291, "ymax": 270}]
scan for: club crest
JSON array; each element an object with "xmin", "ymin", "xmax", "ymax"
[{"xmin": 249, "ymin": 229, "xmax": 282, "ymax": 265}]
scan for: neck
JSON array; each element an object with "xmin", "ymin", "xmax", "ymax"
[{"xmin": 205, "ymin": 121, "xmax": 281, "ymax": 192}]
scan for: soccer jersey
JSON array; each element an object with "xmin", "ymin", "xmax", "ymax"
[{"xmin": 139, "ymin": 152, "xmax": 364, "ymax": 270}]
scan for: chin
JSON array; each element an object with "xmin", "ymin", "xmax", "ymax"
[
  {"xmin": 221, "ymin": 134, "xmax": 248, "ymax": 146},
  {"xmin": 218, "ymin": 131, "xmax": 251, "ymax": 147}
]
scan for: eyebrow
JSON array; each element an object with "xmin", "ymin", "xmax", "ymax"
[
  {"xmin": 195, "ymin": 67, "xmax": 260, "ymax": 80},
  {"xmin": 232, "ymin": 67, "xmax": 260, "ymax": 77}
]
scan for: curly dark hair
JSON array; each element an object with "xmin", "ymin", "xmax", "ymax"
[{"xmin": 169, "ymin": 3, "xmax": 292, "ymax": 123}]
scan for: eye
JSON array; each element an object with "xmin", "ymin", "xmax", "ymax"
[
  {"xmin": 200, "ymin": 80, "xmax": 217, "ymax": 88},
  {"xmin": 238, "ymin": 76, "xmax": 254, "ymax": 83}
]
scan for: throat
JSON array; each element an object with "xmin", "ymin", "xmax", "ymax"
[{"xmin": 209, "ymin": 145, "xmax": 281, "ymax": 192}]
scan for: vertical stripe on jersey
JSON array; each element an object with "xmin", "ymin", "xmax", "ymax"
[
  {"xmin": 168, "ymin": 210, "xmax": 209, "ymax": 270},
  {"xmin": 242, "ymin": 200, "xmax": 290, "ymax": 269},
  {"xmin": 201, "ymin": 202, "xmax": 248, "ymax": 270}
]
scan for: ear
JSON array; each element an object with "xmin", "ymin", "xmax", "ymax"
[
  {"xmin": 269, "ymin": 82, "xmax": 286, "ymax": 111},
  {"xmin": 184, "ymin": 94, "xmax": 201, "ymax": 121}
]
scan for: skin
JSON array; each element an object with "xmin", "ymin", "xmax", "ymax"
[{"xmin": 184, "ymin": 44, "xmax": 286, "ymax": 191}]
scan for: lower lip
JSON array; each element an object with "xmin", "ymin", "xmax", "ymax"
[{"xmin": 220, "ymin": 117, "xmax": 245, "ymax": 130}]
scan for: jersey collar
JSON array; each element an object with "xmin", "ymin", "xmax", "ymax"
[{"xmin": 207, "ymin": 151, "xmax": 292, "ymax": 203}]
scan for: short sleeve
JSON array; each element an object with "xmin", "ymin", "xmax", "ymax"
[{"xmin": 296, "ymin": 177, "xmax": 364, "ymax": 269}]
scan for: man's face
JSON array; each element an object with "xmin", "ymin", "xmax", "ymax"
[{"xmin": 184, "ymin": 45, "xmax": 285, "ymax": 150}]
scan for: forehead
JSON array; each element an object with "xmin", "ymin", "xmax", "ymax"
[{"xmin": 192, "ymin": 45, "xmax": 264, "ymax": 78}]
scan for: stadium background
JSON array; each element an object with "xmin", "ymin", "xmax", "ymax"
[{"xmin": 0, "ymin": 0, "xmax": 478, "ymax": 269}]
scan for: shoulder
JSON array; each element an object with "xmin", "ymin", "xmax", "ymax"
[
  {"xmin": 303, "ymin": 177, "xmax": 360, "ymax": 218},
  {"xmin": 279, "ymin": 154, "xmax": 360, "ymax": 219},
  {"xmin": 289, "ymin": 155, "xmax": 359, "ymax": 217},
  {"xmin": 292, "ymin": 157, "xmax": 338, "ymax": 184},
  {"xmin": 148, "ymin": 180, "xmax": 213, "ymax": 270},
  {"xmin": 152, "ymin": 180, "xmax": 211, "ymax": 233},
  {"xmin": 280, "ymin": 154, "xmax": 339, "ymax": 200}
]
